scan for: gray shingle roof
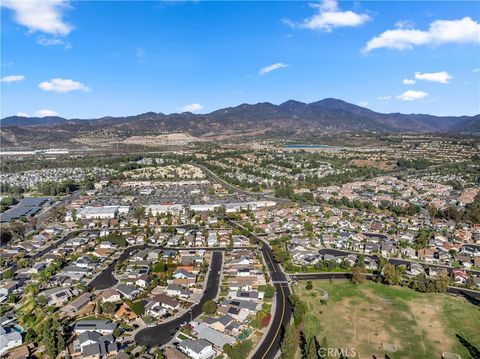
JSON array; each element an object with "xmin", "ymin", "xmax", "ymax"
[{"xmin": 179, "ymin": 338, "xmax": 211, "ymax": 354}]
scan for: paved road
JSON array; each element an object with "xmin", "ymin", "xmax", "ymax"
[
  {"xmin": 290, "ymin": 272, "xmax": 357, "ymax": 281},
  {"xmin": 227, "ymin": 219, "xmax": 292, "ymax": 359},
  {"xmin": 194, "ymin": 163, "xmax": 291, "ymax": 204},
  {"xmin": 90, "ymin": 245, "xmax": 144, "ymax": 290},
  {"xmin": 35, "ymin": 190, "xmax": 83, "ymax": 226},
  {"xmin": 134, "ymin": 251, "xmax": 223, "ymax": 346},
  {"xmin": 90, "ymin": 245, "xmax": 254, "ymax": 290},
  {"xmin": 1, "ymin": 229, "xmax": 82, "ymax": 276},
  {"xmin": 33, "ymin": 230, "xmax": 81, "ymax": 259},
  {"xmin": 318, "ymin": 248, "xmax": 480, "ymax": 276},
  {"xmin": 290, "ymin": 272, "xmax": 480, "ymax": 303}
]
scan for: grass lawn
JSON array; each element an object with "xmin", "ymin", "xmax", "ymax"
[
  {"xmin": 293, "ymin": 280, "xmax": 480, "ymax": 359},
  {"xmin": 177, "ymin": 333, "xmax": 189, "ymax": 340}
]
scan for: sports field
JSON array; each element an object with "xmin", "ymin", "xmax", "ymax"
[{"xmin": 294, "ymin": 281, "xmax": 480, "ymax": 359}]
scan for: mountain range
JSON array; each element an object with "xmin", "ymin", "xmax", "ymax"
[{"xmin": 1, "ymin": 99, "xmax": 478, "ymax": 147}]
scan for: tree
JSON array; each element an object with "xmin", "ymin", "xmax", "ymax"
[
  {"xmin": 383, "ymin": 264, "xmax": 402, "ymax": 285},
  {"xmin": 9, "ymin": 221, "xmax": 26, "ymax": 237},
  {"xmin": 143, "ymin": 315, "xmax": 156, "ymax": 326},
  {"xmin": 152, "ymin": 260, "xmax": 167, "ymax": 273},
  {"xmin": 305, "ymin": 334, "xmax": 318, "ymax": 359},
  {"xmin": 466, "ymin": 276, "xmax": 475, "ymax": 289},
  {"xmin": 43, "ymin": 321, "xmax": 56, "ymax": 359},
  {"xmin": 71, "ymin": 208, "xmax": 77, "ymax": 222},
  {"xmin": 280, "ymin": 323, "xmax": 297, "ymax": 359},
  {"xmin": 351, "ymin": 266, "xmax": 366, "ymax": 285},
  {"xmin": 2, "ymin": 269, "xmax": 14, "ymax": 279},
  {"xmin": 357, "ymin": 255, "xmax": 365, "ymax": 269},
  {"xmin": 42, "ymin": 318, "xmax": 64, "ymax": 359},
  {"xmin": 411, "ymin": 272, "xmax": 450, "ymax": 293},
  {"xmin": 304, "ymin": 221, "xmax": 314, "ymax": 232},
  {"xmin": 36, "ymin": 295, "xmax": 48, "ymax": 307},
  {"xmin": 414, "ymin": 228, "xmax": 433, "ymax": 249},
  {"xmin": 223, "ymin": 340, "xmax": 253, "ymax": 359},
  {"xmin": 434, "ymin": 272, "xmax": 450, "ymax": 293},
  {"xmin": 262, "ymin": 285, "xmax": 275, "ymax": 299},
  {"xmin": 289, "ymin": 294, "xmax": 306, "ymax": 326},
  {"xmin": 134, "ymin": 206, "xmax": 145, "ymax": 219},
  {"xmin": 101, "ymin": 302, "xmax": 117, "ymax": 315},
  {"xmin": 25, "ymin": 327, "xmax": 38, "ymax": 344},
  {"xmin": 51, "ymin": 206, "xmax": 66, "ymax": 222},
  {"xmin": 25, "ymin": 284, "xmax": 39, "ymax": 296},
  {"xmin": 202, "ymin": 300, "xmax": 217, "ymax": 315},
  {"xmin": 318, "ymin": 336, "xmax": 329, "ymax": 359}
]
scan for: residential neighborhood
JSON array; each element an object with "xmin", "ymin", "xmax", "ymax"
[{"xmin": 0, "ymin": 147, "xmax": 479, "ymax": 359}]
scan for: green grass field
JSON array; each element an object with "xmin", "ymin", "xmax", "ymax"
[{"xmin": 294, "ymin": 280, "xmax": 480, "ymax": 359}]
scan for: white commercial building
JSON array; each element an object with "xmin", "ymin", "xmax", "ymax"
[
  {"xmin": 77, "ymin": 206, "xmax": 119, "ymax": 220},
  {"xmin": 146, "ymin": 204, "xmax": 184, "ymax": 216}
]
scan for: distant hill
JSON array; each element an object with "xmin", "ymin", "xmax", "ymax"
[
  {"xmin": 1, "ymin": 99, "xmax": 478, "ymax": 147},
  {"xmin": 446, "ymin": 114, "xmax": 480, "ymax": 133},
  {"xmin": 0, "ymin": 116, "xmax": 68, "ymax": 127}
]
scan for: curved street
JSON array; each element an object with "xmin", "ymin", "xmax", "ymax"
[
  {"xmin": 226, "ymin": 218, "xmax": 292, "ymax": 359},
  {"xmin": 90, "ymin": 244, "xmax": 145, "ymax": 290},
  {"xmin": 252, "ymin": 238, "xmax": 292, "ymax": 359},
  {"xmin": 90, "ymin": 245, "xmax": 253, "ymax": 290},
  {"xmin": 134, "ymin": 251, "xmax": 223, "ymax": 346}
]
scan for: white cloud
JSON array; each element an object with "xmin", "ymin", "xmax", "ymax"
[
  {"xmin": 283, "ymin": 0, "xmax": 370, "ymax": 32},
  {"xmin": 415, "ymin": 71, "xmax": 452, "ymax": 83},
  {"xmin": 377, "ymin": 95, "xmax": 392, "ymax": 100},
  {"xmin": 181, "ymin": 103, "xmax": 203, "ymax": 112},
  {"xmin": 402, "ymin": 79, "xmax": 416, "ymax": 85},
  {"xmin": 35, "ymin": 109, "xmax": 58, "ymax": 117},
  {"xmin": 1, "ymin": 75, "xmax": 25, "ymax": 83},
  {"xmin": 1, "ymin": 0, "xmax": 72, "ymax": 36},
  {"xmin": 395, "ymin": 20, "xmax": 415, "ymax": 29},
  {"xmin": 357, "ymin": 101, "xmax": 369, "ymax": 107},
  {"xmin": 397, "ymin": 90, "xmax": 428, "ymax": 101},
  {"xmin": 363, "ymin": 17, "xmax": 480, "ymax": 52},
  {"xmin": 259, "ymin": 62, "xmax": 289, "ymax": 75},
  {"xmin": 38, "ymin": 78, "xmax": 90, "ymax": 93},
  {"xmin": 16, "ymin": 112, "xmax": 29, "ymax": 117},
  {"xmin": 473, "ymin": 68, "xmax": 480, "ymax": 73},
  {"xmin": 37, "ymin": 36, "xmax": 70, "ymax": 48}
]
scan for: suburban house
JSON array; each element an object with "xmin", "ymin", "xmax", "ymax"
[
  {"xmin": 100, "ymin": 289, "xmax": 121, "ymax": 303},
  {"xmin": 74, "ymin": 320, "xmax": 118, "ymax": 335},
  {"xmin": 114, "ymin": 302, "xmax": 138, "ymax": 322},
  {"xmin": 145, "ymin": 294, "xmax": 180, "ymax": 313},
  {"xmin": 61, "ymin": 292, "xmax": 93, "ymax": 316},
  {"xmin": 116, "ymin": 285, "xmax": 140, "ymax": 300},
  {"xmin": 178, "ymin": 338, "xmax": 216, "ymax": 359},
  {"xmin": 0, "ymin": 326, "xmax": 22, "ymax": 355},
  {"xmin": 40, "ymin": 287, "xmax": 74, "ymax": 307},
  {"xmin": 452, "ymin": 269, "xmax": 469, "ymax": 284}
]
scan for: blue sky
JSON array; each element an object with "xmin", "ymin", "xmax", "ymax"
[{"xmin": 1, "ymin": 0, "xmax": 479, "ymax": 118}]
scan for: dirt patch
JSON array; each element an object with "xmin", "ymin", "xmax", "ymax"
[
  {"xmin": 310, "ymin": 288, "xmax": 430, "ymax": 358},
  {"xmin": 409, "ymin": 297, "xmax": 452, "ymax": 354},
  {"xmin": 355, "ymin": 299, "xmax": 405, "ymax": 351}
]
